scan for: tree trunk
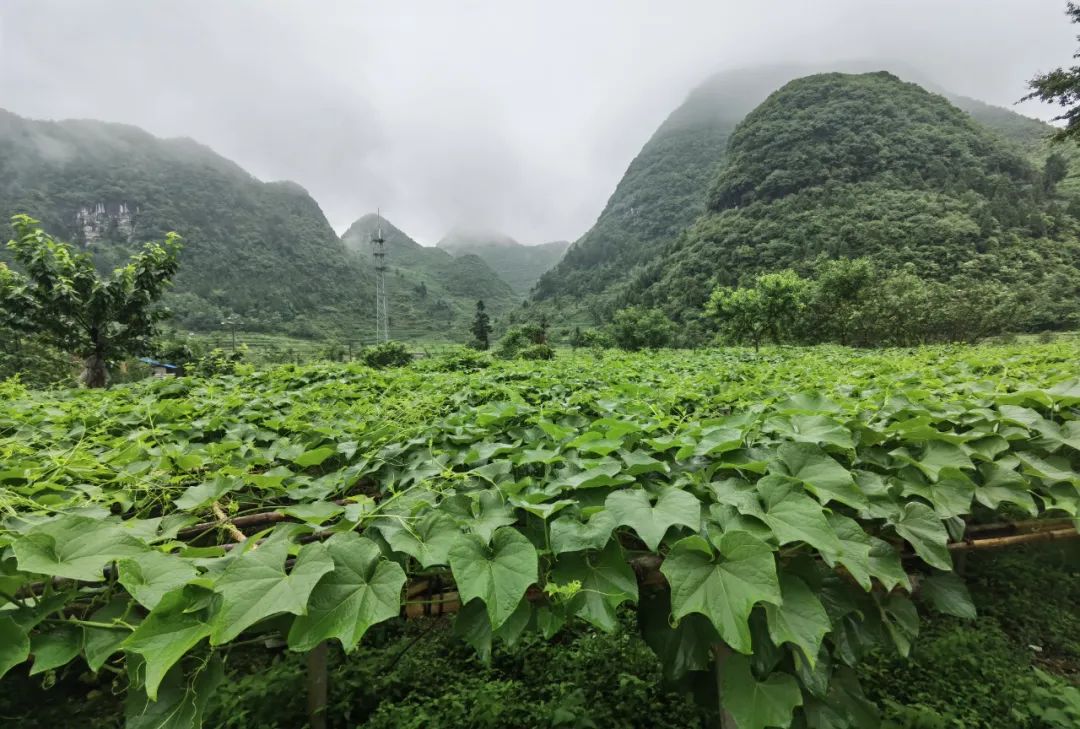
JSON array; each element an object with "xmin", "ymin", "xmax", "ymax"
[
  {"xmin": 80, "ymin": 353, "xmax": 108, "ymax": 388},
  {"xmin": 712, "ymin": 643, "xmax": 737, "ymax": 729}
]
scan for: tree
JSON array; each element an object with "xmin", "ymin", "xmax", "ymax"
[
  {"xmin": 707, "ymin": 270, "xmax": 807, "ymax": 350},
  {"xmin": 608, "ymin": 306, "xmax": 675, "ymax": 351},
  {"xmin": 470, "ymin": 300, "xmax": 492, "ymax": 350},
  {"xmin": 1025, "ymin": 3, "xmax": 1080, "ymax": 142},
  {"xmin": 1044, "ymin": 152, "xmax": 1070, "ymax": 194},
  {"xmin": 0, "ymin": 215, "xmax": 181, "ymax": 387}
]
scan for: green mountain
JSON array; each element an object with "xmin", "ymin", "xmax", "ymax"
[
  {"xmin": 341, "ymin": 215, "xmax": 519, "ymax": 337},
  {"xmin": 437, "ymin": 229, "xmax": 568, "ymax": 295},
  {"xmin": 635, "ymin": 72, "xmax": 1080, "ymax": 329},
  {"xmin": 0, "ymin": 108, "xmax": 371, "ymax": 336},
  {"xmin": 532, "ymin": 65, "xmax": 1079, "ymax": 320}
]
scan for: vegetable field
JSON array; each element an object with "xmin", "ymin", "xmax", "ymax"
[{"xmin": 1, "ymin": 341, "xmax": 1079, "ymax": 729}]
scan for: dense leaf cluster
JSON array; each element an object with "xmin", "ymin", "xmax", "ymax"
[{"xmin": 1, "ymin": 342, "xmax": 1078, "ymax": 727}]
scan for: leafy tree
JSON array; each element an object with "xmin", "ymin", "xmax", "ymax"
[
  {"xmin": 1025, "ymin": 3, "xmax": 1080, "ymax": 142},
  {"xmin": 707, "ymin": 270, "xmax": 807, "ymax": 349},
  {"xmin": 0, "ymin": 215, "xmax": 181, "ymax": 387},
  {"xmin": 608, "ymin": 306, "xmax": 676, "ymax": 351},
  {"xmin": 1044, "ymin": 152, "xmax": 1070, "ymax": 194},
  {"xmin": 471, "ymin": 300, "xmax": 492, "ymax": 350}
]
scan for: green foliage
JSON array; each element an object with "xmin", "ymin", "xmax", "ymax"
[
  {"xmin": 362, "ymin": 341, "xmax": 413, "ymax": 368},
  {"xmin": 415, "ymin": 346, "xmax": 492, "ymax": 373},
  {"xmin": 608, "ymin": 306, "xmax": 676, "ymax": 350},
  {"xmin": 637, "ymin": 72, "xmax": 1080, "ymax": 331},
  {"xmin": 495, "ymin": 323, "xmax": 547, "ymax": 359},
  {"xmin": 0, "ymin": 214, "xmax": 180, "ymax": 386},
  {"xmin": 1024, "ymin": 3, "xmax": 1080, "ymax": 144},
  {"xmin": 707, "ymin": 270, "xmax": 807, "ymax": 348},
  {"xmin": 0, "ymin": 341, "xmax": 1078, "ymax": 728},
  {"xmin": 471, "ymin": 299, "xmax": 492, "ymax": 350},
  {"xmin": 0, "ymin": 110, "xmax": 375, "ymax": 336},
  {"xmin": 188, "ymin": 347, "xmax": 246, "ymax": 377}
]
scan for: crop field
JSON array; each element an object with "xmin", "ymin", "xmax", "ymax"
[{"xmin": 1, "ymin": 341, "xmax": 1078, "ymax": 728}]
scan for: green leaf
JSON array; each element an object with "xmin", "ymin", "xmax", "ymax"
[
  {"xmin": 292, "ymin": 446, "xmax": 336, "ymax": 468},
  {"xmin": 29, "ymin": 625, "xmax": 81, "ymax": 675},
  {"xmin": 448, "ymin": 527, "xmax": 538, "ymax": 630},
  {"xmin": 118, "ymin": 552, "xmax": 199, "ymax": 610},
  {"xmin": 660, "ymin": 532, "xmax": 781, "ymax": 654},
  {"xmin": 621, "ymin": 449, "xmax": 669, "ymax": 476},
  {"xmin": 638, "ymin": 589, "xmax": 719, "ymax": 681},
  {"xmin": 287, "ymin": 533, "xmax": 406, "ymax": 653},
  {"xmin": 379, "ymin": 511, "xmax": 461, "ymax": 568},
  {"xmin": 210, "ymin": 539, "xmax": 333, "ymax": 644},
  {"xmin": 468, "ymin": 490, "xmax": 517, "ymax": 545},
  {"xmin": 773, "ymin": 443, "xmax": 866, "ymax": 509},
  {"xmin": 764, "ymin": 414, "xmax": 854, "ymax": 450},
  {"xmin": 550, "ymin": 541, "xmax": 638, "ymax": 632},
  {"xmin": 719, "ymin": 652, "xmax": 803, "ymax": 729},
  {"xmin": 757, "ymin": 476, "xmax": 843, "ymax": 557},
  {"xmin": 453, "ymin": 598, "xmax": 492, "ymax": 663},
  {"xmin": 822, "ymin": 514, "xmax": 873, "ymax": 591},
  {"xmin": 550, "ymin": 509, "xmax": 617, "ymax": 554},
  {"xmin": 83, "ymin": 598, "xmax": 136, "ymax": 672},
  {"xmin": 173, "ymin": 476, "xmax": 236, "ymax": 512},
  {"xmin": 974, "ymin": 463, "xmax": 1037, "ymax": 515},
  {"xmin": 919, "ymin": 574, "xmax": 976, "ymax": 620},
  {"xmin": 122, "ymin": 588, "xmax": 213, "ymax": 701},
  {"xmin": 900, "ymin": 466, "xmax": 975, "ymax": 518},
  {"xmin": 125, "ymin": 654, "xmax": 224, "ymax": 729},
  {"xmin": 13, "ymin": 515, "xmax": 148, "ymax": 582},
  {"xmin": 280, "ymin": 501, "xmax": 344, "ymax": 526},
  {"xmin": 0, "ymin": 615, "xmax": 29, "ymax": 679},
  {"xmin": 606, "ymin": 487, "xmax": 701, "ymax": 551},
  {"xmin": 892, "ymin": 503, "xmax": 951, "ymax": 571},
  {"xmin": 764, "ymin": 573, "xmax": 831, "ymax": 667},
  {"xmin": 880, "ymin": 593, "xmax": 919, "ymax": 657},
  {"xmin": 892, "ymin": 441, "xmax": 974, "ymax": 481}
]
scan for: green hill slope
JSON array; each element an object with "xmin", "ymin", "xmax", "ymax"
[
  {"xmin": 437, "ymin": 229, "xmax": 568, "ymax": 295},
  {"xmin": 532, "ymin": 65, "xmax": 1080, "ymax": 320},
  {"xmin": 341, "ymin": 215, "xmax": 519, "ymax": 338},
  {"xmin": 636, "ymin": 72, "xmax": 1080, "ymax": 328},
  {"xmin": 0, "ymin": 108, "xmax": 371, "ymax": 335}
]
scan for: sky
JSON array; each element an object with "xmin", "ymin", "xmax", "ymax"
[{"xmin": 0, "ymin": 1, "xmax": 1076, "ymax": 245}]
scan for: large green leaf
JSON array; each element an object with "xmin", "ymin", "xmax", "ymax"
[
  {"xmin": 764, "ymin": 573, "xmax": 831, "ymax": 666},
  {"xmin": 550, "ymin": 541, "xmax": 638, "ymax": 632},
  {"xmin": 467, "ymin": 490, "xmax": 517, "ymax": 545},
  {"xmin": 448, "ymin": 527, "xmax": 538, "ymax": 630},
  {"xmin": 764, "ymin": 414, "xmax": 854, "ymax": 450},
  {"xmin": 719, "ymin": 652, "xmax": 803, "ymax": 729},
  {"xmin": 122, "ymin": 588, "xmax": 214, "ymax": 701},
  {"xmin": 13, "ymin": 515, "xmax": 148, "ymax": 581},
  {"xmin": 83, "ymin": 598, "xmax": 137, "ymax": 672},
  {"xmin": 637, "ymin": 589, "xmax": 719, "ymax": 681},
  {"xmin": 210, "ymin": 538, "xmax": 333, "ymax": 644},
  {"xmin": 125, "ymin": 654, "xmax": 224, "ymax": 729},
  {"xmin": 379, "ymin": 511, "xmax": 461, "ymax": 568},
  {"xmin": 287, "ymin": 533, "xmax": 406, "ymax": 652},
  {"xmin": 549, "ymin": 509, "xmax": 617, "ymax": 553},
  {"xmin": 899, "ymin": 467, "xmax": 975, "ymax": 518},
  {"xmin": 892, "ymin": 503, "xmax": 951, "ymax": 570},
  {"xmin": 660, "ymin": 532, "xmax": 781, "ymax": 654},
  {"xmin": 606, "ymin": 487, "xmax": 701, "ymax": 551},
  {"xmin": 773, "ymin": 443, "xmax": 866, "ymax": 509},
  {"xmin": 118, "ymin": 552, "xmax": 199, "ymax": 610},
  {"xmin": 757, "ymin": 477, "xmax": 843, "ymax": 557},
  {"xmin": 0, "ymin": 615, "xmax": 29, "ymax": 679},
  {"xmin": 919, "ymin": 573, "xmax": 976, "ymax": 619},
  {"xmin": 25, "ymin": 625, "xmax": 80, "ymax": 676}
]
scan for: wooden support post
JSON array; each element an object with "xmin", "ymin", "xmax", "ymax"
[
  {"xmin": 307, "ymin": 641, "xmax": 329, "ymax": 729},
  {"xmin": 712, "ymin": 643, "xmax": 737, "ymax": 729}
]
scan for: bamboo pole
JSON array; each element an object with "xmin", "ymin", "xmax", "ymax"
[
  {"xmin": 306, "ymin": 642, "xmax": 329, "ymax": 729},
  {"xmin": 711, "ymin": 643, "xmax": 737, "ymax": 729}
]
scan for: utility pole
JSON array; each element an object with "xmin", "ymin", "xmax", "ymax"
[{"xmin": 372, "ymin": 210, "xmax": 389, "ymax": 343}]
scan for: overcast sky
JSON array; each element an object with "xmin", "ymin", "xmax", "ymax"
[{"xmin": 0, "ymin": 1, "xmax": 1076, "ymax": 245}]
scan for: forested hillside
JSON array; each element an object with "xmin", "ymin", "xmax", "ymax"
[
  {"xmin": 342, "ymin": 215, "xmax": 519, "ymax": 336},
  {"xmin": 634, "ymin": 72, "xmax": 1080, "ymax": 330},
  {"xmin": 0, "ymin": 109, "xmax": 373, "ymax": 335},
  {"xmin": 534, "ymin": 65, "xmax": 1080, "ymax": 330},
  {"xmin": 437, "ymin": 229, "xmax": 568, "ymax": 295}
]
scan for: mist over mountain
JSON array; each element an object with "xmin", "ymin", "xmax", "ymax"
[
  {"xmin": 437, "ymin": 229, "xmax": 569, "ymax": 295},
  {"xmin": 0, "ymin": 108, "xmax": 371, "ymax": 336}
]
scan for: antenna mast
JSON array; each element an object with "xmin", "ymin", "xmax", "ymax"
[{"xmin": 372, "ymin": 210, "xmax": 390, "ymax": 343}]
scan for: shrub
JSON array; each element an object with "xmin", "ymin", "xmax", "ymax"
[
  {"xmin": 362, "ymin": 341, "xmax": 413, "ymax": 368},
  {"xmin": 416, "ymin": 346, "xmax": 491, "ymax": 373},
  {"xmin": 516, "ymin": 343, "xmax": 555, "ymax": 361}
]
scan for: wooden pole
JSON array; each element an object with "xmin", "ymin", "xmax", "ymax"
[
  {"xmin": 306, "ymin": 641, "xmax": 329, "ymax": 729},
  {"xmin": 712, "ymin": 643, "xmax": 737, "ymax": 729}
]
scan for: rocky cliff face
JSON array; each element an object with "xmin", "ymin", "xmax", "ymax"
[{"xmin": 74, "ymin": 201, "xmax": 137, "ymax": 245}]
